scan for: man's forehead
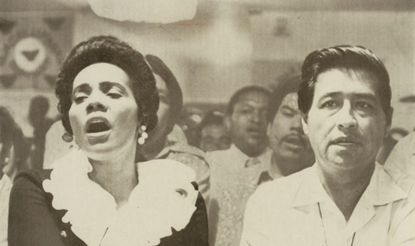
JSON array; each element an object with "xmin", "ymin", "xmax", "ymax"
[
  {"xmin": 314, "ymin": 69, "xmax": 380, "ymax": 98},
  {"xmin": 235, "ymin": 91, "xmax": 269, "ymax": 105},
  {"xmin": 280, "ymin": 93, "xmax": 299, "ymax": 110}
]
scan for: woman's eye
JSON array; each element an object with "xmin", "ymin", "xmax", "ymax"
[
  {"xmin": 107, "ymin": 93, "xmax": 122, "ymax": 99},
  {"xmin": 74, "ymin": 95, "xmax": 87, "ymax": 104}
]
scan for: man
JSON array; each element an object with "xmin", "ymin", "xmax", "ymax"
[
  {"xmin": 264, "ymin": 74, "xmax": 314, "ymax": 182},
  {"xmin": 198, "ymin": 110, "xmax": 231, "ymax": 152},
  {"xmin": 241, "ymin": 45, "xmax": 415, "ymax": 246},
  {"xmin": 208, "ymin": 86, "xmax": 271, "ymax": 246},
  {"xmin": 140, "ymin": 54, "xmax": 210, "ymax": 200}
]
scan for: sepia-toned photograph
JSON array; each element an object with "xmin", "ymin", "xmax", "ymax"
[{"xmin": 0, "ymin": 0, "xmax": 414, "ymax": 245}]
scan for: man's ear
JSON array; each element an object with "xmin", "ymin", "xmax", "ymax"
[
  {"xmin": 266, "ymin": 123, "xmax": 272, "ymax": 137},
  {"xmin": 301, "ymin": 113, "xmax": 309, "ymax": 135},
  {"xmin": 384, "ymin": 107, "xmax": 394, "ymax": 138},
  {"xmin": 224, "ymin": 115, "xmax": 232, "ymax": 131}
]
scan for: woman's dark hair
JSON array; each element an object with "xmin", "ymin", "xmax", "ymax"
[
  {"xmin": 298, "ymin": 45, "xmax": 392, "ymax": 125},
  {"xmin": 144, "ymin": 54, "xmax": 183, "ymax": 124},
  {"xmin": 55, "ymin": 36, "xmax": 159, "ymax": 135},
  {"xmin": 0, "ymin": 107, "xmax": 29, "ymax": 171},
  {"xmin": 268, "ymin": 74, "xmax": 301, "ymax": 123}
]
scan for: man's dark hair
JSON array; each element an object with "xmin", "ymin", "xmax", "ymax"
[
  {"xmin": 298, "ymin": 45, "xmax": 392, "ymax": 125},
  {"xmin": 268, "ymin": 74, "xmax": 301, "ymax": 123},
  {"xmin": 226, "ymin": 86, "xmax": 271, "ymax": 115},
  {"xmin": 145, "ymin": 54, "xmax": 183, "ymax": 124}
]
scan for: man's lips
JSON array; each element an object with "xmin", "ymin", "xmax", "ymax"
[
  {"xmin": 330, "ymin": 137, "xmax": 360, "ymax": 146},
  {"xmin": 247, "ymin": 128, "xmax": 265, "ymax": 137},
  {"xmin": 282, "ymin": 134, "xmax": 306, "ymax": 149},
  {"xmin": 86, "ymin": 117, "xmax": 111, "ymax": 133}
]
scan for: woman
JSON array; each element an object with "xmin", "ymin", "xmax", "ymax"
[
  {"xmin": 8, "ymin": 36, "xmax": 208, "ymax": 246},
  {"xmin": 0, "ymin": 106, "xmax": 30, "ymax": 245}
]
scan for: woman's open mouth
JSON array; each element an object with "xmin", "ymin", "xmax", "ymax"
[{"xmin": 86, "ymin": 117, "xmax": 112, "ymax": 139}]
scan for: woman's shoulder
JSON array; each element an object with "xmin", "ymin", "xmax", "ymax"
[
  {"xmin": 138, "ymin": 159, "xmax": 197, "ymax": 182},
  {"xmin": 14, "ymin": 169, "xmax": 52, "ymax": 187}
]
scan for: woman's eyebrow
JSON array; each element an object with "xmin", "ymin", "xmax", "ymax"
[
  {"xmin": 72, "ymin": 84, "xmax": 91, "ymax": 96},
  {"xmin": 99, "ymin": 81, "xmax": 128, "ymax": 94}
]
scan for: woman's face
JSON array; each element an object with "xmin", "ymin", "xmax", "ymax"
[{"xmin": 69, "ymin": 63, "xmax": 139, "ymax": 159}]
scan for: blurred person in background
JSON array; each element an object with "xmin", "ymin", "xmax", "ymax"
[
  {"xmin": 0, "ymin": 106, "xmax": 30, "ymax": 246},
  {"xmin": 28, "ymin": 96, "xmax": 54, "ymax": 170},
  {"xmin": 198, "ymin": 110, "xmax": 231, "ymax": 152},
  {"xmin": 139, "ymin": 54, "xmax": 210, "ymax": 200},
  {"xmin": 376, "ymin": 127, "xmax": 408, "ymax": 165},
  {"xmin": 260, "ymin": 74, "xmax": 314, "ymax": 183},
  {"xmin": 207, "ymin": 85, "xmax": 271, "ymax": 246},
  {"xmin": 384, "ymin": 130, "xmax": 415, "ymax": 179}
]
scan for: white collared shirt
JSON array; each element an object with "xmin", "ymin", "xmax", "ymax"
[
  {"xmin": 207, "ymin": 144, "xmax": 273, "ymax": 246},
  {"xmin": 240, "ymin": 164, "xmax": 415, "ymax": 246}
]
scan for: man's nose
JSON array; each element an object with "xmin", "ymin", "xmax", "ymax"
[
  {"xmin": 291, "ymin": 114, "xmax": 303, "ymax": 133},
  {"xmin": 86, "ymin": 93, "xmax": 107, "ymax": 113},
  {"xmin": 336, "ymin": 103, "xmax": 357, "ymax": 129}
]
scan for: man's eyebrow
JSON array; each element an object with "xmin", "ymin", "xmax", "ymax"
[
  {"xmin": 280, "ymin": 105, "xmax": 298, "ymax": 112},
  {"xmin": 353, "ymin": 93, "xmax": 377, "ymax": 102}
]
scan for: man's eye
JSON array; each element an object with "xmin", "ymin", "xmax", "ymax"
[
  {"xmin": 356, "ymin": 102, "xmax": 372, "ymax": 109},
  {"xmin": 281, "ymin": 109, "xmax": 294, "ymax": 117},
  {"xmin": 321, "ymin": 101, "xmax": 337, "ymax": 109}
]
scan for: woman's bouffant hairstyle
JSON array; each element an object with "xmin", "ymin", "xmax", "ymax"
[
  {"xmin": 298, "ymin": 45, "xmax": 392, "ymax": 125},
  {"xmin": 55, "ymin": 36, "xmax": 159, "ymax": 135},
  {"xmin": 145, "ymin": 54, "xmax": 183, "ymax": 124}
]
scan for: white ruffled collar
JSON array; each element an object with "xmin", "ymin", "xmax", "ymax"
[{"xmin": 43, "ymin": 148, "xmax": 198, "ymax": 246}]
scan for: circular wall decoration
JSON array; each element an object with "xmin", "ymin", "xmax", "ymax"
[{"xmin": 13, "ymin": 37, "xmax": 47, "ymax": 74}]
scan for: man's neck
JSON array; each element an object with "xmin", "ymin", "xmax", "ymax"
[
  {"xmin": 271, "ymin": 153, "xmax": 311, "ymax": 177},
  {"xmin": 316, "ymin": 162, "xmax": 375, "ymax": 221},
  {"xmin": 233, "ymin": 142, "xmax": 266, "ymax": 158}
]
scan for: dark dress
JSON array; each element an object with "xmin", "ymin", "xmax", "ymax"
[{"xmin": 8, "ymin": 169, "xmax": 209, "ymax": 246}]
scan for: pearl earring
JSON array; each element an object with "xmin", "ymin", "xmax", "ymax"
[
  {"xmin": 62, "ymin": 132, "xmax": 73, "ymax": 143},
  {"xmin": 138, "ymin": 125, "xmax": 148, "ymax": 145}
]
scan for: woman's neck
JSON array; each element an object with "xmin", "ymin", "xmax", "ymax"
[{"xmin": 88, "ymin": 147, "xmax": 138, "ymax": 209}]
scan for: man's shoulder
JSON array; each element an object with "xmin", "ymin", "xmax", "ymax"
[{"xmin": 250, "ymin": 168, "xmax": 309, "ymax": 206}]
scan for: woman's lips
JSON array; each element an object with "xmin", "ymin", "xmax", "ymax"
[{"xmin": 86, "ymin": 117, "xmax": 111, "ymax": 133}]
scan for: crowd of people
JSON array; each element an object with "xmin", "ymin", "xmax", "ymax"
[{"xmin": 0, "ymin": 36, "xmax": 414, "ymax": 246}]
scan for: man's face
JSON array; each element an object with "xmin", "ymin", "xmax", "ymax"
[
  {"xmin": 200, "ymin": 124, "xmax": 231, "ymax": 152},
  {"xmin": 268, "ymin": 92, "xmax": 313, "ymax": 162},
  {"xmin": 304, "ymin": 68, "xmax": 391, "ymax": 171},
  {"xmin": 227, "ymin": 91, "xmax": 269, "ymax": 156}
]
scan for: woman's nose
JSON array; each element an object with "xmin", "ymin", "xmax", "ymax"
[
  {"xmin": 86, "ymin": 93, "xmax": 107, "ymax": 113},
  {"xmin": 336, "ymin": 103, "xmax": 357, "ymax": 129}
]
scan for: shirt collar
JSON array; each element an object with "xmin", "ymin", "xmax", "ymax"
[
  {"xmin": 291, "ymin": 163, "xmax": 408, "ymax": 208},
  {"xmin": 227, "ymin": 144, "xmax": 272, "ymax": 167}
]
